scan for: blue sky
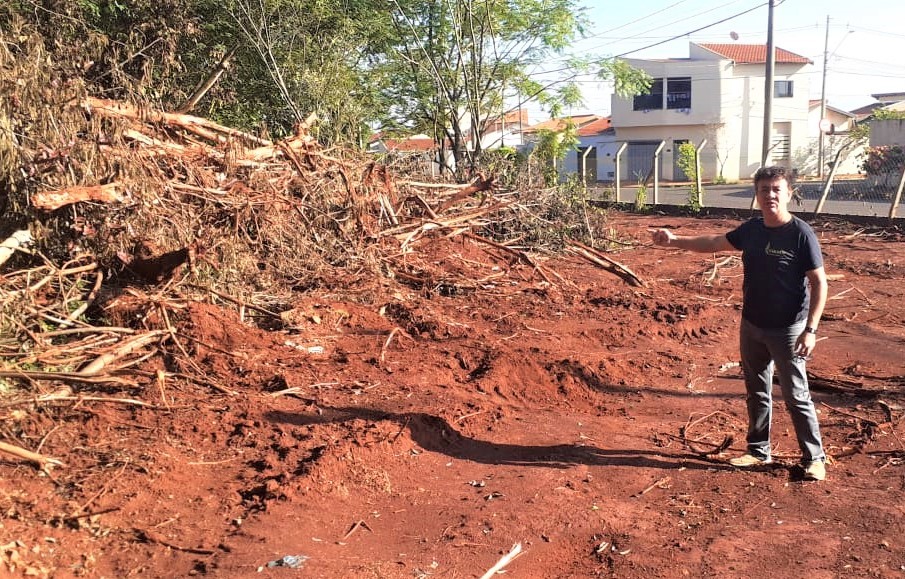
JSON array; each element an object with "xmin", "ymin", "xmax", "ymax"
[{"xmin": 524, "ymin": 0, "xmax": 905, "ymax": 120}]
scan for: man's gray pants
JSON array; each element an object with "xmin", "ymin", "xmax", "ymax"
[{"xmin": 739, "ymin": 318, "xmax": 826, "ymax": 463}]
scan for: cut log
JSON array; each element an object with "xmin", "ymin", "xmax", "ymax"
[
  {"xmin": 31, "ymin": 183, "xmax": 125, "ymax": 211},
  {"xmin": 83, "ymin": 97, "xmax": 272, "ymax": 147}
]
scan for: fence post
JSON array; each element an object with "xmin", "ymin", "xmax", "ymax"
[
  {"xmin": 889, "ymin": 164, "xmax": 905, "ymax": 220},
  {"xmin": 814, "ymin": 145, "xmax": 849, "ymax": 215},
  {"xmin": 581, "ymin": 146, "xmax": 595, "ymax": 187},
  {"xmin": 653, "ymin": 140, "xmax": 666, "ymax": 205},
  {"xmin": 615, "ymin": 142, "xmax": 628, "ymax": 203},
  {"xmin": 695, "ymin": 139, "xmax": 707, "ymax": 207}
]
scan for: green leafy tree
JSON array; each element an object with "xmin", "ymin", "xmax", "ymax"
[
  {"xmin": 861, "ymin": 145, "xmax": 905, "ymax": 188},
  {"xmin": 2, "ymin": 0, "xmax": 390, "ymax": 144},
  {"xmin": 872, "ymin": 109, "xmax": 905, "ymax": 121},
  {"xmin": 532, "ymin": 122, "xmax": 579, "ymax": 187},
  {"xmin": 676, "ymin": 142, "xmax": 701, "ymax": 212},
  {"xmin": 377, "ymin": 0, "xmax": 650, "ymax": 176}
]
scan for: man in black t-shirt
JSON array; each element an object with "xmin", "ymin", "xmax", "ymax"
[{"xmin": 651, "ymin": 166, "xmax": 828, "ymax": 481}]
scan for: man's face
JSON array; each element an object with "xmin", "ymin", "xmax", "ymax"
[{"xmin": 755, "ymin": 176, "xmax": 791, "ymax": 217}]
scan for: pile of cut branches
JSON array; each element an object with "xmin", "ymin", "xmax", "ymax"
[{"xmin": 1, "ymin": 28, "xmax": 631, "ymax": 474}]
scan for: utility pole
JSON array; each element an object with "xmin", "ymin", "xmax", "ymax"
[
  {"xmin": 761, "ymin": 0, "xmax": 776, "ymax": 167},
  {"xmin": 818, "ymin": 15, "xmax": 830, "ymax": 179}
]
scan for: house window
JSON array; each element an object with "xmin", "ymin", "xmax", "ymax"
[
  {"xmin": 774, "ymin": 80, "xmax": 794, "ymax": 98},
  {"xmin": 633, "ymin": 78, "xmax": 663, "ymax": 110},
  {"xmin": 666, "ymin": 77, "xmax": 692, "ymax": 109}
]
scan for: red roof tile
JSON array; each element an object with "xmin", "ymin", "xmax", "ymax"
[
  {"xmin": 382, "ymin": 137, "xmax": 435, "ymax": 152},
  {"xmin": 577, "ymin": 117, "xmax": 611, "ymax": 136},
  {"xmin": 483, "ymin": 109, "xmax": 530, "ymax": 133},
  {"xmin": 523, "ymin": 114, "xmax": 602, "ymax": 133},
  {"xmin": 698, "ymin": 43, "xmax": 811, "ymax": 64}
]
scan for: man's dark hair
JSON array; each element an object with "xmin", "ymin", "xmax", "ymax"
[{"xmin": 753, "ymin": 165, "xmax": 796, "ymax": 188}]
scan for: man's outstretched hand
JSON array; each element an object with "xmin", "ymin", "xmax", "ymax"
[{"xmin": 650, "ymin": 228, "xmax": 676, "ymax": 247}]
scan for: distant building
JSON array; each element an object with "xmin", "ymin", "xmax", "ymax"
[
  {"xmin": 610, "ymin": 42, "xmax": 813, "ymax": 182},
  {"xmin": 849, "ymin": 92, "xmax": 905, "ymax": 148},
  {"xmin": 795, "ymin": 101, "xmax": 862, "ymax": 176}
]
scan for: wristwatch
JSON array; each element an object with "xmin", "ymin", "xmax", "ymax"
[{"xmin": 804, "ymin": 326, "xmax": 818, "ymax": 334}]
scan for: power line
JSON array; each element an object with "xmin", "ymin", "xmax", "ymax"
[
  {"xmin": 614, "ymin": 2, "xmax": 768, "ymax": 58},
  {"xmin": 582, "ymin": 0, "xmax": 694, "ymax": 40},
  {"xmin": 846, "ymin": 24, "xmax": 905, "ymax": 39},
  {"xmin": 525, "ymin": 2, "xmax": 770, "ymax": 80},
  {"xmin": 583, "ymin": 0, "xmax": 757, "ymax": 53}
]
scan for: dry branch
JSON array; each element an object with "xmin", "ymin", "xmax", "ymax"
[
  {"xmin": 0, "ymin": 440, "xmax": 64, "ymax": 470},
  {"xmin": 78, "ymin": 331, "xmax": 167, "ymax": 376},
  {"xmin": 134, "ymin": 528, "xmax": 215, "ymax": 555},
  {"xmin": 566, "ymin": 241, "xmax": 644, "ymax": 287},
  {"xmin": 479, "ymin": 543, "xmax": 524, "ymax": 579},
  {"xmin": 633, "ymin": 476, "xmax": 671, "ymax": 497}
]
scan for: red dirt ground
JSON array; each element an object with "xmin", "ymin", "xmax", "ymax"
[{"xmin": 2, "ymin": 210, "xmax": 904, "ymax": 578}]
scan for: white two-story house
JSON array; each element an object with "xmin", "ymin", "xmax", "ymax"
[{"xmin": 610, "ymin": 42, "xmax": 812, "ymax": 183}]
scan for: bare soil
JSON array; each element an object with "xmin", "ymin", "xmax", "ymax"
[{"xmin": 2, "ymin": 211, "xmax": 904, "ymax": 578}]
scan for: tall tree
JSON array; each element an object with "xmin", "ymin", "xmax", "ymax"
[
  {"xmin": 378, "ymin": 0, "xmax": 650, "ymax": 175},
  {"xmin": 1, "ymin": 0, "xmax": 391, "ymax": 144}
]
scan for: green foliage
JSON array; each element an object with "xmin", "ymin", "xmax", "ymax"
[
  {"xmin": 2, "ymin": 0, "xmax": 651, "ymax": 155},
  {"xmin": 474, "ymin": 146, "xmax": 527, "ymax": 189},
  {"xmin": 872, "ymin": 109, "xmax": 905, "ymax": 121},
  {"xmin": 532, "ymin": 122, "xmax": 579, "ymax": 187},
  {"xmin": 676, "ymin": 142, "xmax": 701, "ymax": 212},
  {"xmin": 598, "ymin": 58, "xmax": 653, "ymax": 98},
  {"xmin": 377, "ymin": 0, "xmax": 590, "ymax": 174},
  {"xmin": 481, "ymin": 174, "xmax": 607, "ymax": 249},
  {"xmin": 634, "ymin": 183, "xmax": 648, "ymax": 212},
  {"xmin": 2, "ymin": 0, "xmax": 389, "ymax": 145},
  {"xmin": 861, "ymin": 145, "xmax": 905, "ymax": 174},
  {"xmin": 848, "ymin": 122, "xmax": 870, "ymax": 145}
]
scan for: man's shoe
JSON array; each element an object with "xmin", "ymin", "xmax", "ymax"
[
  {"xmin": 803, "ymin": 460, "xmax": 826, "ymax": 481},
  {"xmin": 729, "ymin": 453, "xmax": 772, "ymax": 467}
]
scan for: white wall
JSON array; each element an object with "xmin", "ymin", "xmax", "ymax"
[
  {"xmin": 480, "ymin": 128, "xmax": 524, "ymax": 150},
  {"xmin": 870, "ymin": 118, "xmax": 905, "ymax": 147},
  {"xmin": 610, "ymin": 47, "xmax": 811, "ymax": 181},
  {"xmin": 727, "ymin": 62, "xmax": 811, "ymax": 176},
  {"xmin": 793, "ymin": 135, "xmax": 865, "ymax": 176},
  {"xmin": 610, "ymin": 59, "xmax": 724, "ymax": 128},
  {"xmin": 562, "ymin": 134, "xmax": 620, "ymax": 182},
  {"xmin": 807, "ymin": 107, "xmax": 856, "ymax": 137}
]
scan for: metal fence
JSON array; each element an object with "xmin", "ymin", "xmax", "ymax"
[{"xmin": 586, "ymin": 140, "xmax": 905, "ymax": 220}]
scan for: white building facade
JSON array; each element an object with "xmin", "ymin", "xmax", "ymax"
[{"xmin": 610, "ymin": 43, "xmax": 812, "ymax": 183}]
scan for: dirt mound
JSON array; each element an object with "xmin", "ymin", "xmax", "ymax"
[{"xmin": 5, "ymin": 211, "xmax": 905, "ymax": 578}]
